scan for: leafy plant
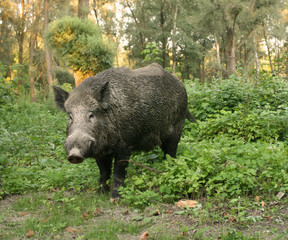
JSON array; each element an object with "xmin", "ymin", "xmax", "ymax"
[
  {"xmin": 46, "ymin": 16, "xmax": 115, "ymax": 76},
  {"xmin": 141, "ymin": 42, "xmax": 163, "ymax": 63}
]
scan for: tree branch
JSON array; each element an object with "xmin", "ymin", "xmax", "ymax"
[{"xmin": 119, "ymin": 159, "xmax": 163, "ymax": 174}]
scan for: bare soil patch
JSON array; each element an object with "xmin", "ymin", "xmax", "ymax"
[{"xmin": 0, "ymin": 193, "xmax": 287, "ymax": 239}]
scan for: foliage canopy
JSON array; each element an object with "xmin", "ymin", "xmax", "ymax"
[{"xmin": 46, "ymin": 16, "xmax": 115, "ymax": 76}]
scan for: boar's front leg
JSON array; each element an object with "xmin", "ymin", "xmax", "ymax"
[
  {"xmin": 111, "ymin": 153, "xmax": 130, "ymax": 199},
  {"xmin": 96, "ymin": 155, "xmax": 113, "ymax": 194}
]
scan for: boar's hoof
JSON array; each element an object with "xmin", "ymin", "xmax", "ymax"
[
  {"xmin": 67, "ymin": 148, "xmax": 84, "ymax": 164},
  {"xmin": 111, "ymin": 189, "xmax": 121, "ymax": 199},
  {"xmin": 110, "ymin": 198, "xmax": 119, "ymax": 204},
  {"xmin": 97, "ymin": 185, "xmax": 110, "ymax": 194}
]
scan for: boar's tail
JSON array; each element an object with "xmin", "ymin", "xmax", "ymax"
[{"xmin": 186, "ymin": 110, "xmax": 197, "ymax": 123}]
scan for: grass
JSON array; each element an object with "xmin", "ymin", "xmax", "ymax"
[
  {"xmin": 0, "ymin": 191, "xmax": 287, "ymax": 239},
  {"xmin": 0, "ymin": 192, "xmax": 145, "ymax": 239},
  {"xmin": 1, "ymin": 76, "xmax": 288, "ymax": 239}
]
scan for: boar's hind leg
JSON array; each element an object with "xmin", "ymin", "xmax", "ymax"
[
  {"xmin": 162, "ymin": 122, "xmax": 185, "ymax": 158},
  {"xmin": 96, "ymin": 155, "xmax": 113, "ymax": 194},
  {"xmin": 111, "ymin": 154, "xmax": 130, "ymax": 199},
  {"xmin": 161, "ymin": 139, "xmax": 179, "ymax": 158},
  {"xmin": 161, "ymin": 128, "xmax": 183, "ymax": 158}
]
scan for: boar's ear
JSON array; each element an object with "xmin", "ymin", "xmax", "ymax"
[
  {"xmin": 95, "ymin": 81, "xmax": 109, "ymax": 104},
  {"xmin": 94, "ymin": 81, "xmax": 110, "ymax": 110},
  {"xmin": 52, "ymin": 85, "xmax": 69, "ymax": 111}
]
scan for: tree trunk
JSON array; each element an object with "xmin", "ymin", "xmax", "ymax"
[
  {"xmin": 200, "ymin": 55, "xmax": 205, "ymax": 82},
  {"xmin": 78, "ymin": 0, "xmax": 90, "ymax": 19},
  {"xmin": 172, "ymin": 4, "xmax": 178, "ymax": 74},
  {"xmin": 226, "ymin": 27, "xmax": 236, "ymax": 76},
  {"xmin": 17, "ymin": 0, "xmax": 26, "ymax": 90},
  {"xmin": 215, "ymin": 35, "xmax": 222, "ymax": 77},
  {"xmin": 160, "ymin": 1, "xmax": 167, "ymax": 68},
  {"xmin": 29, "ymin": 41, "xmax": 36, "ymax": 102},
  {"xmin": 125, "ymin": 0, "xmax": 145, "ymax": 51},
  {"xmin": 263, "ymin": 24, "xmax": 275, "ymax": 75},
  {"xmin": 29, "ymin": 0, "xmax": 41, "ymax": 102},
  {"xmin": 253, "ymin": 33, "xmax": 260, "ymax": 76},
  {"xmin": 44, "ymin": 0, "xmax": 53, "ymax": 92},
  {"xmin": 92, "ymin": 0, "xmax": 100, "ymax": 24},
  {"xmin": 19, "ymin": 0, "xmax": 25, "ymax": 65},
  {"xmin": 285, "ymin": 43, "xmax": 288, "ymax": 80}
]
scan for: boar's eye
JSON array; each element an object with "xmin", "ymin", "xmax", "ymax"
[
  {"xmin": 68, "ymin": 113, "xmax": 73, "ymax": 121},
  {"xmin": 88, "ymin": 112, "xmax": 95, "ymax": 119}
]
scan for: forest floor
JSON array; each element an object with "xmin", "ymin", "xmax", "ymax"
[{"xmin": 0, "ymin": 191, "xmax": 287, "ymax": 240}]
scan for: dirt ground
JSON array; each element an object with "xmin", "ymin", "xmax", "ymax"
[{"xmin": 0, "ymin": 194, "xmax": 287, "ymax": 239}]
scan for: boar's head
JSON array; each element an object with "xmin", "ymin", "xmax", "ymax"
[{"xmin": 52, "ymin": 81, "xmax": 111, "ymax": 164}]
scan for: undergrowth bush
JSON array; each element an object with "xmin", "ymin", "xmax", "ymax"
[
  {"xmin": 187, "ymin": 74, "xmax": 288, "ymax": 120},
  {"xmin": 1, "ymin": 73, "xmax": 288, "ymax": 208},
  {"xmin": 0, "ymin": 100, "xmax": 99, "ymax": 196},
  {"xmin": 120, "ymin": 136, "xmax": 288, "ymax": 208},
  {"xmin": 186, "ymin": 75, "xmax": 288, "ymax": 142},
  {"xmin": 0, "ymin": 63, "xmax": 17, "ymax": 110}
]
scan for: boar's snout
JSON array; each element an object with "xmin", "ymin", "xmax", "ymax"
[
  {"xmin": 65, "ymin": 131, "xmax": 96, "ymax": 164},
  {"xmin": 68, "ymin": 148, "xmax": 84, "ymax": 164}
]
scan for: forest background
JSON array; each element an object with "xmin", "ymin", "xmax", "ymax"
[{"xmin": 1, "ymin": 0, "xmax": 288, "ymax": 99}]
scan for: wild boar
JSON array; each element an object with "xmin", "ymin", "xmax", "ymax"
[{"xmin": 53, "ymin": 63, "xmax": 195, "ymax": 200}]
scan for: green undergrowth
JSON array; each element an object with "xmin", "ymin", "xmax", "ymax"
[
  {"xmin": 1, "ymin": 74, "xmax": 288, "ymax": 239},
  {"xmin": 120, "ymin": 136, "xmax": 288, "ymax": 208},
  {"xmin": 0, "ymin": 99, "xmax": 99, "ymax": 196},
  {"xmin": 1, "ymin": 75, "xmax": 288, "ymax": 206}
]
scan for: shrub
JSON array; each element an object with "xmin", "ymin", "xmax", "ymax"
[
  {"xmin": 186, "ymin": 75, "xmax": 288, "ymax": 121},
  {"xmin": 0, "ymin": 63, "xmax": 17, "ymax": 109},
  {"xmin": 55, "ymin": 68, "xmax": 75, "ymax": 87},
  {"xmin": 120, "ymin": 136, "xmax": 288, "ymax": 208},
  {"xmin": 46, "ymin": 16, "xmax": 115, "ymax": 76},
  {"xmin": 185, "ymin": 75, "xmax": 288, "ymax": 142}
]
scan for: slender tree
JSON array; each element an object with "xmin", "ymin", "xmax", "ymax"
[
  {"xmin": 44, "ymin": 0, "xmax": 53, "ymax": 91},
  {"xmin": 78, "ymin": 0, "xmax": 90, "ymax": 19},
  {"xmin": 171, "ymin": 3, "xmax": 178, "ymax": 74},
  {"xmin": 29, "ymin": 0, "xmax": 41, "ymax": 102}
]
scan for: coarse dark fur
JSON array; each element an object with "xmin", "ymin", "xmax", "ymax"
[{"xmin": 53, "ymin": 63, "xmax": 195, "ymax": 199}]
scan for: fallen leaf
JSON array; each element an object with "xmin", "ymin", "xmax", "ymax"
[
  {"xmin": 255, "ymin": 196, "xmax": 261, "ymax": 202},
  {"xmin": 269, "ymin": 201, "xmax": 278, "ymax": 206},
  {"xmin": 20, "ymin": 212, "xmax": 28, "ymax": 216},
  {"xmin": 175, "ymin": 200, "xmax": 198, "ymax": 209},
  {"xmin": 65, "ymin": 227, "xmax": 79, "ymax": 233},
  {"xmin": 264, "ymin": 216, "xmax": 271, "ymax": 221},
  {"xmin": 139, "ymin": 231, "xmax": 149, "ymax": 240},
  {"xmin": 181, "ymin": 231, "xmax": 188, "ymax": 236},
  {"xmin": 122, "ymin": 210, "xmax": 129, "ymax": 215},
  {"xmin": 228, "ymin": 216, "xmax": 235, "ymax": 223},
  {"xmin": 41, "ymin": 218, "xmax": 49, "ymax": 223},
  {"xmin": 94, "ymin": 209, "xmax": 103, "ymax": 216},
  {"xmin": 81, "ymin": 212, "xmax": 89, "ymax": 220},
  {"xmin": 223, "ymin": 212, "xmax": 230, "ymax": 217},
  {"xmin": 50, "ymin": 188, "xmax": 60, "ymax": 192},
  {"xmin": 27, "ymin": 230, "xmax": 34, "ymax": 238},
  {"xmin": 151, "ymin": 209, "xmax": 161, "ymax": 216},
  {"xmin": 223, "ymin": 212, "xmax": 235, "ymax": 222},
  {"xmin": 110, "ymin": 198, "xmax": 119, "ymax": 204},
  {"xmin": 276, "ymin": 191, "xmax": 285, "ymax": 200}
]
